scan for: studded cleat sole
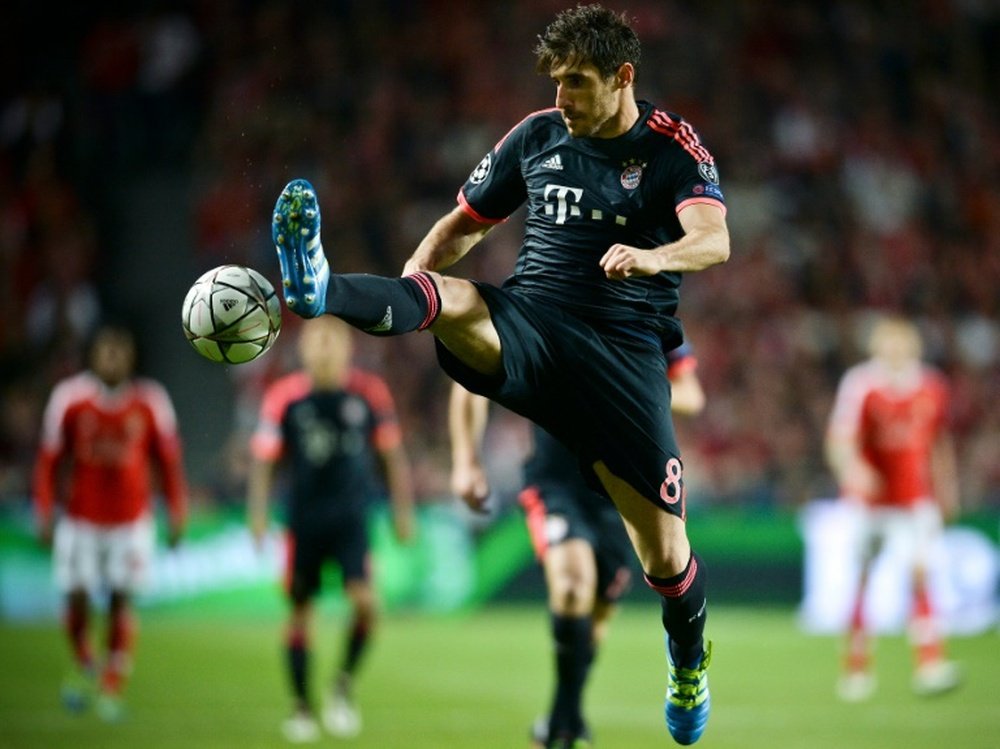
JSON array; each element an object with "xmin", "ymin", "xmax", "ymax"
[{"xmin": 272, "ymin": 178, "xmax": 329, "ymax": 318}]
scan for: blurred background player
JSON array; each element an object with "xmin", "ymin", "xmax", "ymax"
[
  {"xmin": 825, "ymin": 315, "xmax": 961, "ymax": 701},
  {"xmin": 248, "ymin": 316, "xmax": 415, "ymax": 743},
  {"xmin": 32, "ymin": 322, "xmax": 188, "ymax": 721},
  {"xmin": 450, "ymin": 342, "xmax": 706, "ymax": 748}
]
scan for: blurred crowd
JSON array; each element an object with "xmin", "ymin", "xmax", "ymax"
[{"xmin": 1, "ymin": 1, "xmax": 998, "ymax": 515}]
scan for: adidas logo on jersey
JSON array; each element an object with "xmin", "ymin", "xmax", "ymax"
[
  {"xmin": 365, "ymin": 305, "xmax": 393, "ymax": 333},
  {"xmin": 541, "ymin": 154, "xmax": 563, "ymax": 170}
]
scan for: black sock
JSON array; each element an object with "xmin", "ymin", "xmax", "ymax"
[
  {"xmin": 549, "ymin": 614, "xmax": 594, "ymax": 738},
  {"xmin": 645, "ymin": 552, "xmax": 708, "ymax": 667},
  {"xmin": 286, "ymin": 633, "xmax": 309, "ymax": 707},
  {"xmin": 324, "ymin": 272, "xmax": 440, "ymax": 335},
  {"xmin": 339, "ymin": 616, "xmax": 371, "ymax": 677}
]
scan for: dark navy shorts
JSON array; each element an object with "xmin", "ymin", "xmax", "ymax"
[
  {"xmin": 519, "ymin": 478, "xmax": 635, "ymax": 604},
  {"xmin": 285, "ymin": 514, "xmax": 370, "ymax": 601},
  {"xmin": 436, "ymin": 283, "xmax": 687, "ymax": 518}
]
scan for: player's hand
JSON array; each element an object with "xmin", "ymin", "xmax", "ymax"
[
  {"xmin": 600, "ymin": 243, "xmax": 660, "ymax": 280},
  {"xmin": 248, "ymin": 513, "xmax": 268, "ymax": 552},
  {"xmin": 393, "ymin": 511, "xmax": 416, "ymax": 544},
  {"xmin": 37, "ymin": 517, "xmax": 54, "ymax": 548},
  {"xmin": 843, "ymin": 460, "xmax": 882, "ymax": 502},
  {"xmin": 167, "ymin": 521, "xmax": 184, "ymax": 550},
  {"xmin": 451, "ymin": 461, "xmax": 490, "ymax": 514}
]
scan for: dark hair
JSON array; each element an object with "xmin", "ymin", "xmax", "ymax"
[{"xmin": 534, "ymin": 4, "xmax": 641, "ymax": 79}]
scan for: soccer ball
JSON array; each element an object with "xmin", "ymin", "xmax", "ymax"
[{"xmin": 181, "ymin": 265, "xmax": 282, "ymax": 364}]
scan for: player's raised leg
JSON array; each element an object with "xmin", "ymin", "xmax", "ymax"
[
  {"xmin": 271, "ymin": 179, "xmax": 503, "ymax": 374},
  {"xmin": 273, "ymin": 178, "xmax": 440, "ymax": 331}
]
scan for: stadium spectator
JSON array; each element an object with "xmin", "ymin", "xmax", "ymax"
[
  {"xmin": 32, "ymin": 322, "xmax": 188, "ymax": 721},
  {"xmin": 450, "ymin": 342, "xmax": 706, "ymax": 747},
  {"xmin": 825, "ymin": 315, "xmax": 961, "ymax": 701},
  {"xmin": 247, "ymin": 316, "xmax": 415, "ymax": 743}
]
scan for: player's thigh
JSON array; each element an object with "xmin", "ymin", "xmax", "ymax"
[
  {"xmin": 886, "ymin": 502, "xmax": 942, "ymax": 572},
  {"xmin": 427, "ymin": 274, "xmax": 502, "ymax": 376},
  {"xmin": 103, "ymin": 516, "xmax": 156, "ymax": 593},
  {"xmin": 53, "ymin": 518, "xmax": 100, "ymax": 593},
  {"xmin": 593, "ymin": 461, "xmax": 691, "ymax": 578},
  {"xmin": 285, "ymin": 532, "xmax": 324, "ymax": 602},
  {"xmin": 330, "ymin": 515, "xmax": 372, "ymax": 585}
]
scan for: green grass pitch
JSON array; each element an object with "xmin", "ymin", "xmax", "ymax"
[{"xmin": 1, "ymin": 604, "xmax": 997, "ymax": 748}]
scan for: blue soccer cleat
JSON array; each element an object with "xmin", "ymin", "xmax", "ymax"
[
  {"xmin": 272, "ymin": 178, "xmax": 329, "ymax": 318},
  {"xmin": 664, "ymin": 639, "xmax": 712, "ymax": 745}
]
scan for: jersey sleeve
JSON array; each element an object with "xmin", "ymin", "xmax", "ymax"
[
  {"xmin": 648, "ymin": 110, "xmax": 726, "ymax": 216},
  {"xmin": 32, "ymin": 380, "xmax": 74, "ymax": 525},
  {"xmin": 665, "ymin": 341, "xmax": 698, "ymax": 379},
  {"xmin": 827, "ymin": 366, "xmax": 869, "ymax": 442},
  {"xmin": 456, "ymin": 113, "xmax": 535, "ymax": 223},
  {"xmin": 250, "ymin": 376, "xmax": 295, "ymax": 462}
]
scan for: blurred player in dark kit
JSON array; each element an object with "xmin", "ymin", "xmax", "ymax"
[
  {"xmin": 248, "ymin": 316, "xmax": 415, "ymax": 742},
  {"xmin": 826, "ymin": 315, "xmax": 961, "ymax": 701},
  {"xmin": 271, "ymin": 4, "xmax": 728, "ymax": 744},
  {"xmin": 451, "ymin": 343, "xmax": 705, "ymax": 747},
  {"xmin": 33, "ymin": 322, "xmax": 188, "ymax": 721}
]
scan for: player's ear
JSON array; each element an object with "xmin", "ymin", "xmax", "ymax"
[{"xmin": 614, "ymin": 63, "xmax": 635, "ymax": 90}]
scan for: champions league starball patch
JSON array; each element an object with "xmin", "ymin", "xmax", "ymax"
[
  {"xmin": 620, "ymin": 159, "xmax": 646, "ymax": 189},
  {"xmin": 470, "ymin": 153, "xmax": 492, "ymax": 184},
  {"xmin": 697, "ymin": 161, "xmax": 720, "ymax": 185}
]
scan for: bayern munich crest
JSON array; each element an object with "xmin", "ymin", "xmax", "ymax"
[{"xmin": 620, "ymin": 159, "xmax": 645, "ymax": 189}]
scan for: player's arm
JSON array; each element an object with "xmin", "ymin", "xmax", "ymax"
[
  {"xmin": 600, "ymin": 202, "xmax": 730, "ymax": 279},
  {"xmin": 247, "ymin": 456, "xmax": 277, "ymax": 548},
  {"xmin": 375, "ymin": 442, "xmax": 416, "ymax": 543},
  {"xmin": 402, "ymin": 206, "xmax": 493, "ymax": 276},
  {"xmin": 32, "ymin": 447, "xmax": 61, "ymax": 546},
  {"xmin": 145, "ymin": 383, "xmax": 189, "ymax": 548},
  {"xmin": 824, "ymin": 424, "xmax": 881, "ymax": 502},
  {"xmin": 670, "ymin": 367, "xmax": 706, "ymax": 417},
  {"xmin": 448, "ymin": 383, "xmax": 491, "ymax": 512},
  {"xmin": 931, "ymin": 431, "xmax": 959, "ymax": 523},
  {"xmin": 32, "ymin": 384, "xmax": 71, "ymax": 546}
]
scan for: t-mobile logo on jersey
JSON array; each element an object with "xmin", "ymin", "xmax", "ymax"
[{"xmin": 543, "ymin": 184, "xmax": 583, "ymax": 224}]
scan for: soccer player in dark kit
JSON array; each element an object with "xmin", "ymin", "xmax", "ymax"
[
  {"xmin": 270, "ymin": 5, "xmax": 729, "ymax": 745},
  {"xmin": 248, "ymin": 316, "xmax": 415, "ymax": 742}
]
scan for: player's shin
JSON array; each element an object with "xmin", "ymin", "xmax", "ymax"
[
  {"xmin": 548, "ymin": 614, "xmax": 595, "ymax": 739},
  {"xmin": 645, "ymin": 552, "xmax": 708, "ymax": 666},
  {"xmin": 324, "ymin": 272, "xmax": 441, "ymax": 336}
]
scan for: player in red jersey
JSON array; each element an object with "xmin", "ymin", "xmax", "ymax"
[
  {"xmin": 450, "ymin": 342, "xmax": 705, "ymax": 748},
  {"xmin": 248, "ymin": 316, "xmax": 415, "ymax": 743},
  {"xmin": 32, "ymin": 323, "xmax": 188, "ymax": 721},
  {"xmin": 825, "ymin": 315, "xmax": 961, "ymax": 701}
]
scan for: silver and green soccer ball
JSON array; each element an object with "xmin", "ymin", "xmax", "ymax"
[{"xmin": 181, "ymin": 265, "xmax": 282, "ymax": 364}]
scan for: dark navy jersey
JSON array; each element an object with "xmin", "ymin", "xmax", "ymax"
[
  {"xmin": 524, "ymin": 342, "xmax": 699, "ymax": 488},
  {"xmin": 459, "ymin": 102, "xmax": 725, "ymax": 336},
  {"xmin": 251, "ymin": 370, "xmax": 403, "ymax": 531}
]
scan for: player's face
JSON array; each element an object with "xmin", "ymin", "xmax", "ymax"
[
  {"xmin": 299, "ymin": 317, "xmax": 352, "ymax": 386},
  {"xmin": 550, "ymin": 60, "xmax": 629, "ymax": 139},
  {"xmin": 90, "ymin": 332, "xmax": 135, "ymax": 387}
]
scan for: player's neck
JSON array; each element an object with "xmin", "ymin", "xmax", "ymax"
[{"xmin": 597, "ymin": 94, "xmax": 640, "ymax": 139}]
